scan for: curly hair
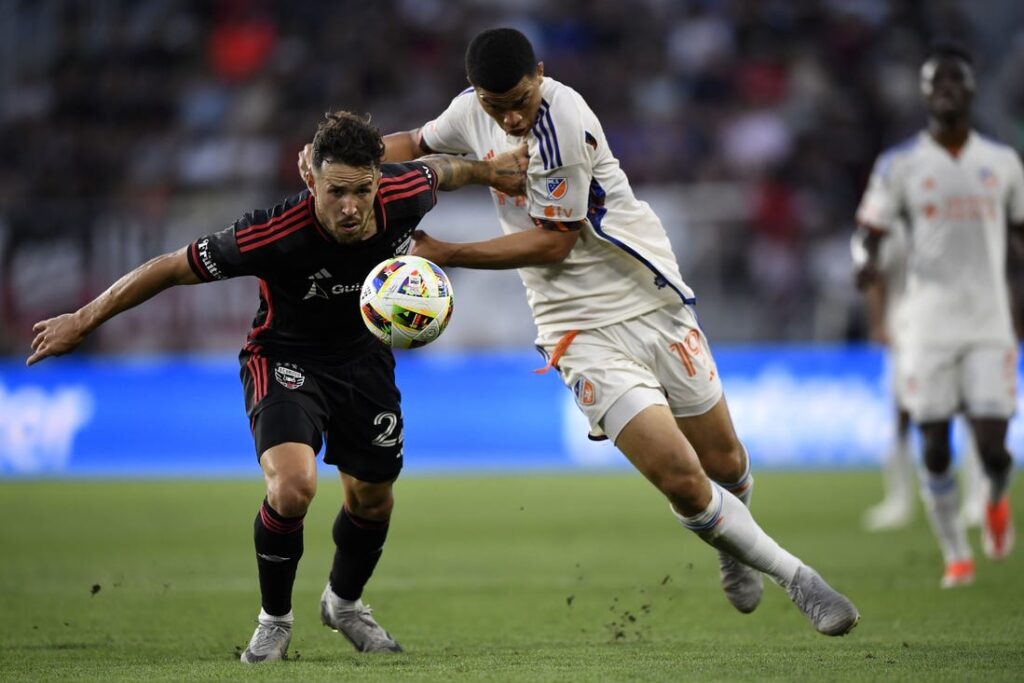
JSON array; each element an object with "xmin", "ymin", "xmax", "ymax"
[{"xmin": 311, "ymin": 110, "xmax": 385, "ymax": 171}]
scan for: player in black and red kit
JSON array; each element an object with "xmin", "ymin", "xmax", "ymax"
[{"xmin": 26, "ymin": 111, "xmax": 526, "ymax": 663}]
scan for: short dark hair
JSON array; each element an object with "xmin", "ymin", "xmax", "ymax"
[
  {"xmin": 311, "ymin": 111, "xmax": 385, "ymax": 171},
  {"xmin": 926, "ymin": 40, "xmax": 973, "ymax": 65},
  {"xmin": 465, "ymin": 27, "xmax": 537, "ymax": 93}
]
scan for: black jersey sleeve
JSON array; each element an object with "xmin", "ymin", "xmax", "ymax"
[
  {"xmin": 376, "ymin": 162, "xmax": 439, "ymax": 220},
  {"xmin": 187, "ymin": 191, "xmax": 312, "ymax": 281},
  {"xmin": 187, "ymin": 224, "xmax": 247, "ymax": 281}
]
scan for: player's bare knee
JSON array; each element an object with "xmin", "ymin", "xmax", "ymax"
[
  {"xmin": 344, "ymin": 481, "xmax": 395, "ymax": 521},
  {"xmin": 921, "ymin": 438, "xmax": 951, "ymax": 473},
  {"xmin": 702, "ymin": 442, "xmax": 746, "ymax": 483},
  {"xmin": 657, "ymin": 468, "xmax": 710, "ymax": 512},
  {"xmin": 975, "ymin": 441, "xmax": 1011, "ymax": 472},
  {"xmin": 918, "ymin": 422, "xmax": 952, "ymax": 474},
  {"xmin": 268, "ymin": 476, "xmax": 316, "ymax": 517},
  {"xmin": 349, "ymin": 497, "xmax": 394, "ymax": 521}
]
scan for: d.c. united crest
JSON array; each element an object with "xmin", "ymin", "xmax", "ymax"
[{"xmin": 274, "ymin": 363, "xmax": 305, "ymax": 390}]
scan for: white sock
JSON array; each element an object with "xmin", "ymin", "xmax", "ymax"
[
  {"xmin": 258, "ymin": 608, "xmax": 294, "ymax": 626},
  {"xmin": 674, "ymin": 482, "xmax": 802, "ymax": 587},
  {"xmin": 957, "ymin": 425, "xmax": 987, "ymax": 499},
  {"xmin": 920, "ymin": 470, "xmax": 971, "ymax": 564},
  {"xmin": 883, "ymin": 434, "xmax": 915, "ymax": 508}
]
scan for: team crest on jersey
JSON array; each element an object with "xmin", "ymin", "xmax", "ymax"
[
  {"xmin": 979, "ymin": 167, "xmax": 998, "ymax": 188},
  {"xmin": 274, "ymin": 363, "xmax": 305, "ymax": 390},
  {"xmin": 573, "ymin": 376, "xmax": 596, "ymax": 406},
  {"xmin": 546, "ymin": 177, "xmax": 568, "ymax": 200}
]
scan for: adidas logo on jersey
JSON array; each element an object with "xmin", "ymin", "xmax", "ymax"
[
  {"xmin": 302, "ymin": 268, "xmax": 362, "ymax": 300},
  {"xmin": 303, "ymin": 268, "xmax": 332, "ymax": 300}
]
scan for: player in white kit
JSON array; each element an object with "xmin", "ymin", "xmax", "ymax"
[
  {"xmin": 377, "ymin": 27, "xmax": 859, "ymax": 635},
  {"xmin": 852, "ymin": 223, "xmax": 987, "ymax": 532},
  {"xmin": 856, "ymin": 43, "xmax": 1024, "ymax": 587}
]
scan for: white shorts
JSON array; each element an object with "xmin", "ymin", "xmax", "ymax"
[
  {"xmin": 900, "ymin": 343, "xmax": 1018, "ymax": 422},
  {"xmin": 542, "ymin": 304, "xmax": 723, "ymax": 442}
]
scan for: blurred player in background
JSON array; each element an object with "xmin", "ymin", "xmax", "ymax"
[
  {"xmin": 856, "ymin": 43, "xmax": 1024, "ymax": 587},
  {"xmin": 27, "ymin": 111, "xmax": 526, "ymax": 662},
  {"xmin": 852, "ymin": 223, "xmax": 987, "ymax": 532},
  {"xmin": 313, "ymin": 26, "xmax": 860, "ymax": 636}
]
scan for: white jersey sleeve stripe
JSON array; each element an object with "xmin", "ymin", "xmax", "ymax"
[
  {"xmin": 532, "ymin": 103, "xmax": 554, "ymax": 169},
  {"xmin": 542, "ymin": 101, "xmax": 563, "ymax": 167},
  {"xmin": 532, "ymin": 101, "xmax": 563, "ymax": 170}
]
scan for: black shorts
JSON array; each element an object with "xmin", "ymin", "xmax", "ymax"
[{"xmin": 240, "ymin": 343, "xmax": 404, "ymax": 483}]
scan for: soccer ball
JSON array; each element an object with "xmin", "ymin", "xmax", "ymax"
[{"xmin": 359, "ymin": 256, "xmax": 454, "ymax": 349}]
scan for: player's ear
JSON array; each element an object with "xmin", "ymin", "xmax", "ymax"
[
  {"xmin": 304, "ymin": 169, "xmax": 316, "ymax": 195},
  {"xmin": 536, "ymin": 62, "xmax": 545, "ymax": 79}
]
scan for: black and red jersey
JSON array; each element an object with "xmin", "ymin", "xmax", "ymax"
[{"xmin": 186, "ymin": 161, "xmax": 438, "ymax": 363}]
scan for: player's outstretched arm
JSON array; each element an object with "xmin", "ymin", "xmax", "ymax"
[
  {"xmin": 383, "ymin": 129, "xmax": 434, "ymax": 162},
  {"xmin": 420, "ymin": 148, "xmax": 527, "ymax": 196},
  {"xmin": 26, "ymin": 247, "xmax": 200, "ymax": 366},
  {"xmin": 297, "ymin": 136, "xmax": 525, "ymax": 195},
  {"xmin": 412, "ymin": 227, "xmax": 577, "ymax": 270}
]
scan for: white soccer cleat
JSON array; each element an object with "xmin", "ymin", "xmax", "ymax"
[
  {"xmin": 786, "ymin": 566, "xmax": 860, "ymax": 636},
  {"xmin": 717, "ymin": 550, "xmax": 763, "ymax": 613},
  {"xmin": 862, "ymin": 499, "xmax": 913, "ymax": 532},
  {"xmin": 240, "ymin": 620, "xmax": 292, "ymax": 663},
  {"xmin": 320, "ymin": 584, "xmax": 403, "ymax": 653}
]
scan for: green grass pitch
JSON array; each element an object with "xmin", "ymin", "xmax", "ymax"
[{"xmin": 1, "ymin": 471, "xmax": 1022, "ymax": 681}]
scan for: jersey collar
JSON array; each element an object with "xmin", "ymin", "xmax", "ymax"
[{"xmin": 924, "ymin": 129, "xmax": 976, "ymax": 160}]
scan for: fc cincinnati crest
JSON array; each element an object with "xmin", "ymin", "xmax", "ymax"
[
  {"xmin": 573, "ymin": 375, "xmax": 596, "ymax": 406},
  {"xmin": 546, "ymin": 177, "xmax": 568, "ymax": 200},
  {"xmin": 274, "ymin": 363, "xmax": 305, "ymax": 390},
  {"xmin": 979, "ymin": 167, "xmax": 998, "ymax": 188}
]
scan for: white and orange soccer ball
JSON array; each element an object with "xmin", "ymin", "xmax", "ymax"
[{"xmin": 359, "ymin": 256, "xmax": 454, "ymax": 349}]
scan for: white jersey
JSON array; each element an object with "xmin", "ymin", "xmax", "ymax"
[
  {"xmin": 857, "ymin": 131, "xmax": 1024, "ymax": 349},
  {"xmin": 421, "ymin": 77, "xmax": 692, "ymax": 344}
]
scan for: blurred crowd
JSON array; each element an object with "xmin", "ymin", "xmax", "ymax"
[{"xmin": 2, "ymin": 0, "xmax": 1024, "ymax": 353}]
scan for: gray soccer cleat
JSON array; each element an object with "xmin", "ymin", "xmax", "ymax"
[
  {"xmin": 320, "ymin": 583, "xmax": 403, "ymax": 653},
  {"xmin": 240, "ymin": 620, "xmax": 292, "ymax": 663},
  {"xmin": 718, "ymin": 550, "xmax": 764, "ymax": 613},
  {"xmin": 786, "ymin": 565, "xmax": 860, "ymax": 636}
]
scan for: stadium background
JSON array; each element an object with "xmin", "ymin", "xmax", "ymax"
[
  {"xmin": 3, "ymin": 3, "xmax": 1024, "ymax": 681},
  {"xmin": 2, "ymin": 0, "xmax": 1024, "ymax": 474}
]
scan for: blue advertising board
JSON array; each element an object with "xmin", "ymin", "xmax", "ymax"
[{"xmin": 1, "ymin": 347, "xmax": 1019, "ymax": 476}]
